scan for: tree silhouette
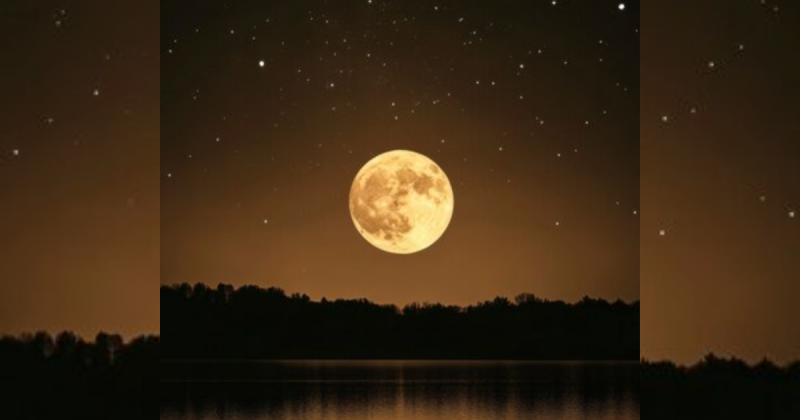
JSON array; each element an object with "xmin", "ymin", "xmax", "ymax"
[
  {"xmin": 0, "ymin": 332, "xmax": 158, "ymax": 419},
  {"xmin": 643, "ymin": 355, "xmax": 800, "ymax": 419},
  {"xmin": 161, "ymin": 283, "xmax": 639, "ymax": 360}
]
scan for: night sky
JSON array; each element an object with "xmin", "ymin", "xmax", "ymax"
[
  {"xmin": 162, "ymin": 0, "xmax": 640, "ymax": 309},
  {"xmin": 0, "ymin": 1, "xmax": 159, "ymax": 337},
  {"xmin": 642, "ymin": 0, "xmax": 799, "ymax": 363},
  {"xmin": 4, "ymin": 0, "xmax": 794, "ymax": 366}
]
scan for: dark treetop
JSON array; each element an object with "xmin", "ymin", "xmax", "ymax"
[
  {"xmin": 161, "ymin": 283, "xmax": 639, "ymax": 360},
  {"xmin": 0, "ymin": 332, "xmax": 158, "ymax": 419},
  {"xmin": 642, "ymin": 355, "xmax": 800, "ymax": 420}
]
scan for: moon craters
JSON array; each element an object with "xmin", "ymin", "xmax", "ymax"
[{"xmin": 349, "ymin": 150, "xmax": 454, "ymax": 254}]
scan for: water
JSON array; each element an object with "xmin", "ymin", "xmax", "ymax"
[{"xmin": 161, "ymin": 361, "xmax": 639, "ymax": 420}]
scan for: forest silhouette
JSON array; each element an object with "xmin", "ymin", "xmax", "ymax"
[
  {"xmin": 162, "ymin": 283, "xmax": 639, "ymax": 360},
  {"xmin": 2, "ymin": 286, "xmax": 798, "ymax": 418},
  {"xmin": 0, "ymin": 332, "xmax": 158, "ymax": 419},
  {"xmin": 643, "ymin": 355, "xmax": 800, "ymax": 419}
]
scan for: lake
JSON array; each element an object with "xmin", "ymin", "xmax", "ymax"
[{"xmin": 161, "ymin": 361, "xmax": 639, "ymax": 420}]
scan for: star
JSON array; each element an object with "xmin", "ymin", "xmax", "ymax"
[
  {"xmin": 258, "ymin": 60, "xmax": 265, "ymax": 67},
  {"xmin": 790, "ymin": 211, "xmax": 796, "ymax": 219},
  {"xmin": 12, "ymin": 149, "xmax": 20, "ymax": 156},
  {"xmin": 618, "ymin": 3, "xmax": 626, "ymax": 11},
  {"xmin": 659, "ymin": 229, "xmax": 666, "ymax": 236}
]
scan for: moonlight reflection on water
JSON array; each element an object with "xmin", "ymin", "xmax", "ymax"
[{"xmin": 161, "ymin": 361, "xmax": 639, "ymax": 420}]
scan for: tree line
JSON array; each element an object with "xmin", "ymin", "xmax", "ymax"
[
  {"xmin": 642, "ymin": 354, "xmax": 800, "ymax": 419},
  {"xmin": 0, "ymin": 332, "xmax": 158, "ymax": 419},
  {"xmin": 161, "ymin": 283, "xmax": 639, "ymax": 360}
]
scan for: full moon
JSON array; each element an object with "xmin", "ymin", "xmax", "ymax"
[{"xmin": 349, "ymin": 150, "xmax": 454, "ymax": 254}]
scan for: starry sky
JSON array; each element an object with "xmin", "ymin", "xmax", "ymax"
[
  {"xmin": 642, "ymin": 0, "xmax": 799, "ymax": 363},
  {"xmin": 0, "ymin": 1, "xmax": 159, "ymax": 337},
  {"xmin": 162, "ymin": 0, "xmax": 640, "ymax": 309},
  {"xmin": 7, "ymin": 0, "xmax": 794, "ymax": 368},
  {"xmin": 6, "ymin": 0, "xmax": 794, "ymax": 367}
]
